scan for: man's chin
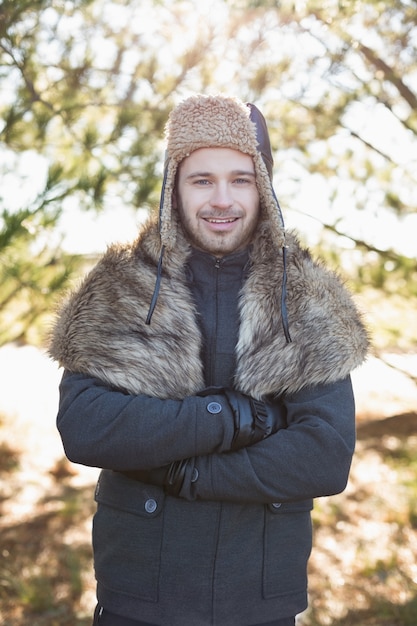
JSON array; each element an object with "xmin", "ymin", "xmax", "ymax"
[
  {"xmin": 183, "ymin": 224, "xmax": 251, "ymax": 256},
  {"xmin": 193, "ymin": 234, "xmax": 237, "ymax": 257}
]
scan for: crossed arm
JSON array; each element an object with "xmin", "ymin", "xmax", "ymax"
[{"xmin": 57, "ymin": 371, "xmax": 356, "ymax": 504}]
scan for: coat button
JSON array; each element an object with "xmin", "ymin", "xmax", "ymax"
[
  {"xmin": 207, "ymin": 401, "xmax": 222, "ymax": 414},
  {"xmin": 272, "ymin": 502, "xmax": 282, "ymax": 509},
  {"xmin": 144, "ymin": 498, "xmax": 157, "ymax": 514},
  {"xmin": 191, "ymin": 467, "xmax": 199, "ymax": 483}
]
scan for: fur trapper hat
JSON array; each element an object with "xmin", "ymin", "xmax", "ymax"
[
  {"xmin": 147, "ymin": 94, "xmax": 290, "ymax": 338},
  {"xmin": 158, "ymin": 94, "xmax": 286, "ymax": 251}
]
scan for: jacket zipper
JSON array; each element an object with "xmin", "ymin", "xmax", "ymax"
[
  {"xmin": 207, "ymin": 258, "xmax": 221, "ymax": 386},
  {"xmin": 207, "ymin": 257, "xmax": 221, "ymax": 385}
]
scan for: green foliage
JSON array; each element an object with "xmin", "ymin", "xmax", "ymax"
[
  {"xmin": 0, "ymin": 242, "xmax": 76, "ymax": 345},
  {"xmin": 0, "ymin": 0, "xmax": 416, "ymax": 346}
]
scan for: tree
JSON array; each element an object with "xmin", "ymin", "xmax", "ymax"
[
  {"xmin": 222, "ymin": 0, "xmax": 417, "ymax": 293},
  {"xmin": 1, "ymin": 0, "xmax": 416, "ymax": 346},
  {"xmin": 0, "ymin": 0, "xmax": 175, "ymax": 343}
]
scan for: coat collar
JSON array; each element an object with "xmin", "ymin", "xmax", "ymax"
[{"xmin": 49, "ymin": 219, "xmax": 369, "ymax": 399}]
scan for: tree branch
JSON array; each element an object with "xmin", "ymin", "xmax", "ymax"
[{"xmin": 358, "ymin": 43, "xmax": 417, "ymax": 112}]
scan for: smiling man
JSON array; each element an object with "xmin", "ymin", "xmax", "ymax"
[
  {"xmin": 175, "ymin": 147, "xmax": 260, "ymax": 256},
  {"xmin": 50, "ymin": 94, "xmax": 369, "ymax": 626}
]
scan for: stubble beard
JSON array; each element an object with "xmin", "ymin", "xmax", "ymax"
[{"xmin": 177, "ymin": 204, "xmax": 260, "ymax": 257}]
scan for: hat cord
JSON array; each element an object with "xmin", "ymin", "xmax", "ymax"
[
  {"xmin": 281, "ymin": 245, "xmax": 292, "ymax": 344},
  {"xmin": 145, "ymin": 245, "xmax": 165, "ymax": 325}
]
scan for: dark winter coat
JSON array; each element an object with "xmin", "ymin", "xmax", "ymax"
[{"xmin": 50, "ymin": 218, "xmax": 368, "ymax": 625}]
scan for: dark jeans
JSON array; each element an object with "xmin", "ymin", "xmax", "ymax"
[{"xmin": 93, "ymin": 605, "xmax": 296, "ymax": 626}]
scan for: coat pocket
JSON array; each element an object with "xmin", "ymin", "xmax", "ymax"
[
  {"xmin": 263, "ymin": 500, "xmax": 313, "ymax": 599},
  {"xmin": 93, "ymin": 470, "xmax": 165, "ymax": 603}
]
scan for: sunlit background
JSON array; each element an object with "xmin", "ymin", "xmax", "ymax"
[{"xmin": 1, "ymin": 1, "xmax": 416, "ymax": 624}]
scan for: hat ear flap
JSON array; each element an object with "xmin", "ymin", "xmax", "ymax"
[
  {"xmin": 158, "ymin": 157, "xmax": 170, "ymax": 233},
  {"xmin": 247, "ymin": 104, "xmax": 274, "ymax": 181}
]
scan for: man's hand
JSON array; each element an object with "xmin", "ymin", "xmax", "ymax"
[
  {"xmin": 122, "ymin": 459, "xmax": 194, "ymax": 497},
  {"xmin": 199, "ymin": 387, "xmax": 287, "ymax": 451}
]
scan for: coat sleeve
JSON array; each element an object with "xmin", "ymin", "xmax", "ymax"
[
  {"xmin": 179, "ymin": 376, "xmax": 356, "ymax": 503},
  {"xmin": 56, "ymin": 370, "xmax": 237, "ymax": 469}
]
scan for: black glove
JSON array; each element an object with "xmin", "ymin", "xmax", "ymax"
[
  {"xmin": 199, "ymin": 387, "xmax": 287, "ymax": 451},
  {"xmin": 121, "ymin": 458, "xmax": 193, "ymax": 497}
]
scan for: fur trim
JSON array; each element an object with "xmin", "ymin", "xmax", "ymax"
[
  {"xmin": 236, "ymin": 227, "xmax": 370, "ymax": 396},
  {"xmin": 49, "ymin": 219, "xmax": 369, "ymax": 399},
  {"xmin": 49, "ymin": 220, "xmax": 203, "ymax": 399},
  {"xmin": 159, "ymin": 94, "xmax": 285, "ymax": 251}
]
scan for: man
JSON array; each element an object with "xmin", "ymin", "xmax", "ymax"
[{"xmin": 49, "ymin": 95, "xmax": 369, "ymax": 626}]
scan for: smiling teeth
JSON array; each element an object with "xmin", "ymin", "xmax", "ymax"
[{"xmin": 206, "ymin": 218, "xmax": 236, "ymax": 223}]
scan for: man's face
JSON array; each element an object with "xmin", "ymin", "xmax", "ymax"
[{"xmin": 174, "ymin": 147, "xmax": 260, "ymax": 257}]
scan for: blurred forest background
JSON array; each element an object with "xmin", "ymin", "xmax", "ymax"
[{"xmin": 0, "ymin": 0, "xmax": 416, "ymax": 624}]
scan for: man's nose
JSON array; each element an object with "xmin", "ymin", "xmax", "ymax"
[{"xmin": 210, "ymin": 183, "xmax": 233, "ymax": 208}]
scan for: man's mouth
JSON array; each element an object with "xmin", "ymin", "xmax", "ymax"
[{"xmin": 204, "ymin": 217, "xmax": 238, "ymax": 223}]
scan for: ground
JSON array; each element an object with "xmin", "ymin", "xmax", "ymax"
[{"xmin": 0, "ymin": 344, "xmax": 416, "ymax": 626}]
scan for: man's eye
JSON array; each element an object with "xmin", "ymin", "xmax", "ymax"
[
  {"xmin": 234, "ymin": 178, "xmax": 250, "ymax": 184},
  {"xmin": 194, "ymin": 179, "xmax": 210, "ymax": 185}
]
